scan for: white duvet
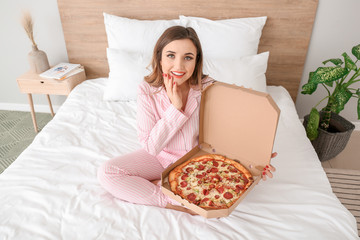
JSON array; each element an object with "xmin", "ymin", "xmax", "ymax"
[{"xmin": 0, "ymin": 78, "xmax": 358, "ymax": 240}]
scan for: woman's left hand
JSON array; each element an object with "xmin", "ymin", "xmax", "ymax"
[{"xmin": 262, "ymin": 152, "xmax": 277, "ymax": 181}]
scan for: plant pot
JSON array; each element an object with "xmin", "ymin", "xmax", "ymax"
[{"xmin": 303, "ymin": 112, "xmax": 355, "ymax": 162}]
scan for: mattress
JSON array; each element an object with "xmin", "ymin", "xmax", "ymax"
[{"xmin": 0, "ymin": 78, "xmax": 358, "ymax": 239}]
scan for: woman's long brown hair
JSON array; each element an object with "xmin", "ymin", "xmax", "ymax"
[{"xmin": 144, "ymin": 26, "xmax": 206, "ymax": 90}]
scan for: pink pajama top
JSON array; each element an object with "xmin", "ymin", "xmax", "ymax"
[{"xmin": 137, "ymin": 77, "xmax": 213, "ymax": 168}]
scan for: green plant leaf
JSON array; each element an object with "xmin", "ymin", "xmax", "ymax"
[
  {"xmin": 352, "ymin": 44, "xmax": 360, "ymax": 60},
  {"xmin": 306, "ymin": 108, "xmax": 320, "ymax": 140},
  {"xmin": 301, "ymin": 72, "xmax": 318, "ymax": 95},
  {"xmin": 331, "ymin": 86, "xmax": 352, "ymax": 113},
  {"xmin": 309, "ymin": 71, "xmax": 314, "ymax": 80},
  {"xmin": 312, "ymin": 67, "xmax": 348, "ymax": 84},
  {"xmin": 342, "ymin": 52, "xmax": 357, "ymax": 71},
  {"xmin": 324, "ymin": 81, "xmax": 333, "ymax": 87},
  {"xmin": 322, "ymin": 58, "xmax": 343, "ymax": 66},
  {"xmin": 301, "ymin": 82, "xmax": 317, "ymax": 95}
]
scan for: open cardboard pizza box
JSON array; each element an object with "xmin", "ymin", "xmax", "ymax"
[{"xmin": 161, "ymin": 82, "xmax": 280, "ymax": 218}]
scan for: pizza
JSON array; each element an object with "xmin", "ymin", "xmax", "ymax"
[{"xmin": 168, "ymin": 154, "xmax": 253, "ymax": 209}]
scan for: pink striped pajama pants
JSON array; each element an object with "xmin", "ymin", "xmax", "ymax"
[{"xmin": 97, "ymin": 149, "xmax": 177, "ymax": 207}]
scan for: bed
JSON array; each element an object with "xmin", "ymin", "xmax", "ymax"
[{"xmin": 1, "ymin": 0, "xmax": 359, "ymax": 239}]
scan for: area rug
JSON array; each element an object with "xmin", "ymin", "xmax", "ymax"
[
  {"xmin": 0, "ymin": 110, "xmax": 52, "ymax": 173},
  {"xmin": 324, "ymin": 167, "xmax": 360, "ymax": 236}
]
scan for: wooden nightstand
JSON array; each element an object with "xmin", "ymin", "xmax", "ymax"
[{"xmin": 16, "ymin": 68, "xmax": 86, "ymax": 132}]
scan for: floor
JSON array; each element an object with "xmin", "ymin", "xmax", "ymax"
[{"xmin": 321, "ymin": 130, "xmax": 360, "ymax": 170}]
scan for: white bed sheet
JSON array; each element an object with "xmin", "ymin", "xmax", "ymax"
[{"xmin": 0, "ymin": 78, "xmax": 358, "ymax": 240}]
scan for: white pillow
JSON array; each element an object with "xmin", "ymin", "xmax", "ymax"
[
  {"xmin": 179, "ymin": 15, "xmax": 267, "ymax": 59},
  {"xmin": 104, "ymin": 48, "xmax": 151, "ymax": 101},
  {"xmin": 104, "ymin": 13, "xmax": 181, "ymax": 56},
  {"xmin": 203, "ymin": 52, "xmax": 269, "ymax": 93}
]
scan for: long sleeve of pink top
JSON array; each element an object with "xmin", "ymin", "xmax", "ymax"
[{"xmin": 137, "ymin": 79, "xmax": 213, "ymax": 168}]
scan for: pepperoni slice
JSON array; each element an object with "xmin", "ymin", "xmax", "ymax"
[
  {"xmin": 201, "ymin": 197, "xmax": 209, "ymax": 203},
  {"xmin": 212, "ymin": 160, "xmax": 219, "ymax": 167},
  {"xmin": 181, "ymin": 174, "xmax": 188, "ymax": 180},
  {"xmin": 198, "ymin": 165, "xmax": 205, "ymax": 170},
  {"xmin": 209, "ymin": 184, "xmax": 215, "ymax": 189},
  {"xmin": 201, "ymin": 158, "xmax": 212, "ymax": 164},
  {"xmin": 211, "ymin": 175, "xmax": 221, "ymax": 183},
  {"xmin": 216, "ymin": 186, "xmax": 224, "ymax": 194},
  {"xmin": 243, "ymin": 178, "xmax": 249, "ymax": 185},
  {"xmin": 224, "ymin": 192, "xmax": 233, "ymax": 199},
  {"xmin": 203, "ymin": 189, "xmax": 209, "ymax": 195},
  {"xmin": 186, "ymin": 167, "xmax": 193, "ymax": 173},
  {"xmin": 214, "ymin": 175, "xmax": 221, "ymax": 181},
  {"xmin": 211, "ymin": 178, "xmax": 218, "ymax": 183},
  {"xmin": 196, "ymin": 174, "xmax": 203, "ymax": 179},
  {"xmin": 187, "ymin": 193, "xmax": 196, "ymax": 202},
  {"xmin": 180, "ymin": 181, "xmax": 188, "ymax": 188},
  {"xmin": 210, "ymin": 167, "xmax": 218, "ymax": 173},
  {"xmin": 215, "ymin": 195, "xmax": 220, "ymax": 199},
  {"xmin": 236, "ymin": 184, "xmax": 244, "ymax": 190}
]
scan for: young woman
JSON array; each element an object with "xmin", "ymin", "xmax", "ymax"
[{"xmin": 97, "ymin": 26, "xmax": 276, "ymax": 214}]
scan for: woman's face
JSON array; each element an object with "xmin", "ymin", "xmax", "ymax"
[{"xmin": 160, "ymin": 39, "xmax": 197, "ymax": 86}]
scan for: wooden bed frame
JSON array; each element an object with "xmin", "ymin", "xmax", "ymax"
[{"xmin": 57, "ymin": 0, "xmax": 318, "ymax": 101}]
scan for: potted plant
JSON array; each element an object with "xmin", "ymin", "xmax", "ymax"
[{"xmin": 301, "ymin": 43, "xmax": 360, "ymax": 161}]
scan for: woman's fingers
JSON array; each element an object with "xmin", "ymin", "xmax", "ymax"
[
  {"xmin": 163, "ymin": 73, "xmax": 182, "ymax": 110},
  {"xmin": 164, "ymin": 73, "xmax": 174, "ymax": 96},
  {"xmin": 262, "ymin": 152, "xmax": 277, "ymax": 181},
  {"xmin": 163, "ymin": 73, "xmax": 170, "ymax": 88},
  {"xmin": 173, "ymin": 79, "xmax": 178, "ymax": 94},
  {"xmin": 268, "ymin": 164, "xmax": 276, "ymax": 172},
  {"xmin": 265, "ymin": 170, "xmax": 273, "ymax": 178},
  {"xmin": 262, "ymin": 164, "xmax": 275, "ymax": 181},
  {"xmin": 262, "ymin": 169, "xmax": 273, "ymax": 180}
]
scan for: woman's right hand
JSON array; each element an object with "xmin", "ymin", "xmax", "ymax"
[{"xmin": 163, "ymin": 73, "xmax": 183, "ymax": 111}]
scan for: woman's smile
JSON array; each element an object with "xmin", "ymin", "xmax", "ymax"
[{"xmin": 171, "ymin": 71, "xmax": 186, "ymax": 78}]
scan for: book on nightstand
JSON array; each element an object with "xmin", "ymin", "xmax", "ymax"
[{"xmin": 39, "ymin": 63, "xmax": 83, "ymax": 80}]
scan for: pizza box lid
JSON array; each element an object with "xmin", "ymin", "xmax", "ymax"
[{"xmin": 198, "ymin": 82, "xmax": 280, "ymax": 176}]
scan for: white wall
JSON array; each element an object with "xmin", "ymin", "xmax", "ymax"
[
  {"xmin": 0, "ymin": 0, "xmax": 68, "ymax": 111},
  {"xmin": 296, "ymin": 0, "xmax": 360, "ymax": 123},
  {"xmin": 0, "ymin": 0, "xmax": 360, "ymax": 123}
]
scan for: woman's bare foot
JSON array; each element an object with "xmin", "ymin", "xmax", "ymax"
[{"xmin": 165, "ymin": 203, "xmax": 198, "ymax": 215}]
